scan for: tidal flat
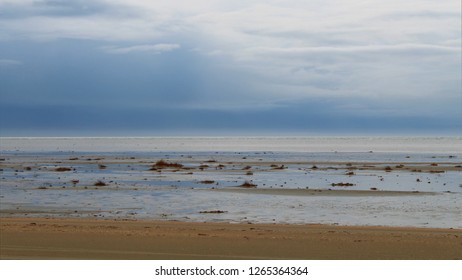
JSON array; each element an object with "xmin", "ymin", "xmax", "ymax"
[{"xmin": 1, "ymin": 137, "xmax": 461, "ymax": 228}]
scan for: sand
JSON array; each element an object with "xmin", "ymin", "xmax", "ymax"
[
  {"xmin": 212, "ymin": 188, "xmax": 435, "ymax": 196},
  {"xmin": 1, "ymin": 218, "xmax": 461, "ymax": 260}
]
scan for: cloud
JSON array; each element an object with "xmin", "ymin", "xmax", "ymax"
[
  {"xmin": 1, "ymin": 1, "xmax": 459, "ymax": 50},
  {"xmin": 245, "ymin": 44, "xmax": 460, "ymax": 57},
  {"xmin": 32, "ymin": 0, "xmax": 106, "ymax": 14},
  {"xmin": 0, "ymin": 0, "xmax": 134, "ymax": 18},
  {"xmin": 0, "ymin": 0, "xmax": 460, "ymax": 135},
  {"xmin": 0, "ymin": 59, "xmax": 22, "ymax": 66},
  {"xmin": 0, "ymin": 0, "xmax": 168, "ymax": 41},
  {"xmin": 102, "ymin": 44, "xmax": 181, "ymax": 54}
]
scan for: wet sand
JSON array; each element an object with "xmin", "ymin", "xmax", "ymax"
[
  {"xmin": 1, "ymin": 218, "xmax": 461, "ymax": 260},
  {"xmin": 212, "ymin": 188, "xmax": 435, "ymax": 196}
]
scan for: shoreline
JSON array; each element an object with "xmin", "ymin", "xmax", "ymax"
[{"xmin": 1, "ymin": 217, "xmax": 461, "ymax": 260}]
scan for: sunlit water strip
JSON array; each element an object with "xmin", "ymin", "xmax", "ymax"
[{"xmin": 1, "ymin": 136, "xmax": 461, "ymax": 153}]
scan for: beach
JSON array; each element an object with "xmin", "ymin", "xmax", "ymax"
[
  {"xmin": 2, "ymin": 217, "xmax": 461, "ymax": 260},
  {"xmin": 1, "ymin": 137, "xmax": 461, "ymax": 259}
]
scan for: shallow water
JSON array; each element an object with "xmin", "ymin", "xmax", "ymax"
[
  {"xmin": 1, "ymin": 137, "xmax": 461, "ymax": 228},
  {"xmin": 2, "ymin": 136, "xmax": 462, "ymax": 153}
]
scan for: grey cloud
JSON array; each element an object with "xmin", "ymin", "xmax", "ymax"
[
  {"xmin": 241, "ymin": 28, "xmax": 374, "ymax": 46},
  {"xmin": 0, "ymin": 0, "xmax": 139, "ymax": 19},
  {"xmin": 0, "ymin": 59, "xmax": 22, "ymax": 66},
  {"xmin": 31, "ymin": 0, "xmax": 107, "ymax": 16},
  {"xmin": 0, "ymin": 0, "xmax": 459, "ymax": 135},
  {"xmin": 102, "ymin": 44, "xmax": 181, "ymax": 54},
  {"xmin": 380, "ymin": 10, "xmax": 461, "ymax": 20},
  {"xmin": 248, "ymin": 44, "xmax": 459, "ymax": 58},
  {"xmin": 0, "ymin": 1, "xmax": 178, "ymax": 42},
  {"xmin": 2, "ymin": 97, "xmax": 459, "ymax": 136}
]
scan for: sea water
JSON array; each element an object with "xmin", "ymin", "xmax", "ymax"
[{"xmin": 1, "ymin": 136, "xmax": 461, "ymax": 153}]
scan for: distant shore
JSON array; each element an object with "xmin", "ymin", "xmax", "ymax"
[{"xmin": 1, "ymin": 217, "xmax": 461, "ymax": 260}]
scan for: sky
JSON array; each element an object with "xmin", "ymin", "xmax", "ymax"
[{"xmin": 0, "ymin": 0, "xmax": 461, "ymax": 136}]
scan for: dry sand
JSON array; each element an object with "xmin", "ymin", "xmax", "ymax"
[{"xmin": 1, "ymin": 218, "xmax": 461, "ymax": 260}]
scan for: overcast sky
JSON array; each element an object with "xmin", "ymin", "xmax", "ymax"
[{"xmin": 0, "ymin": 0, "xmax": 460, "ymax": 136}]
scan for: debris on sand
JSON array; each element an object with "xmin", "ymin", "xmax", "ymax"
[
  {"xmin": 198, "ymin": 164, "xmax": 209, "ymax": 170},
  {"xmin": 199, "ymin": 210, "xmax": 227, "ymax": 214},
  {"xmin": 240, "ymin": 181, "xmax": 257, "ymax": 188},
  {"xmin": 331, "ymin": 182, "xmax": 355, "ymax": 187},
  {"xmin": 55, "ymin": 167, "xmax": 72, "ymax": 172},
  {"xmin": 94, "ymin": 180, "xmax": 107, "ymax": 186},
  {"xmin": 150, "ymin": 160, "xmax": 183, "ymax": 170},
  {"xmin": 271, "ymin": 165, "xmax": 286, "ymax": 170},
  {"xmin": 200, "ymin": 180, "xmax": 215, "ymax": 184}
]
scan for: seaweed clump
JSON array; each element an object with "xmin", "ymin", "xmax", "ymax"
[
  {"xmin": 331, "ymin": 182, "xmax": 355, "ymax": 187},
  {"xmin": 94, "ymin": 180, "xmax": 107, "ymax": 186},
  {"xmin": 200, "ymin": 180, "xmax": 215, "ymax": 184},
  {"xmin": 199, "ymin": 210, "xmax": 227, "ymax": 214},
  {"xmin": 55, "ymin": 167, "xmax": 72, "ymax": 172},
  {"xmin": 150, "ymin": 160, "xmax": 184, "ymax": 170},
  {"xmin": 240, "ymin": 181, "xmax": 257, "ymax": 188}
]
